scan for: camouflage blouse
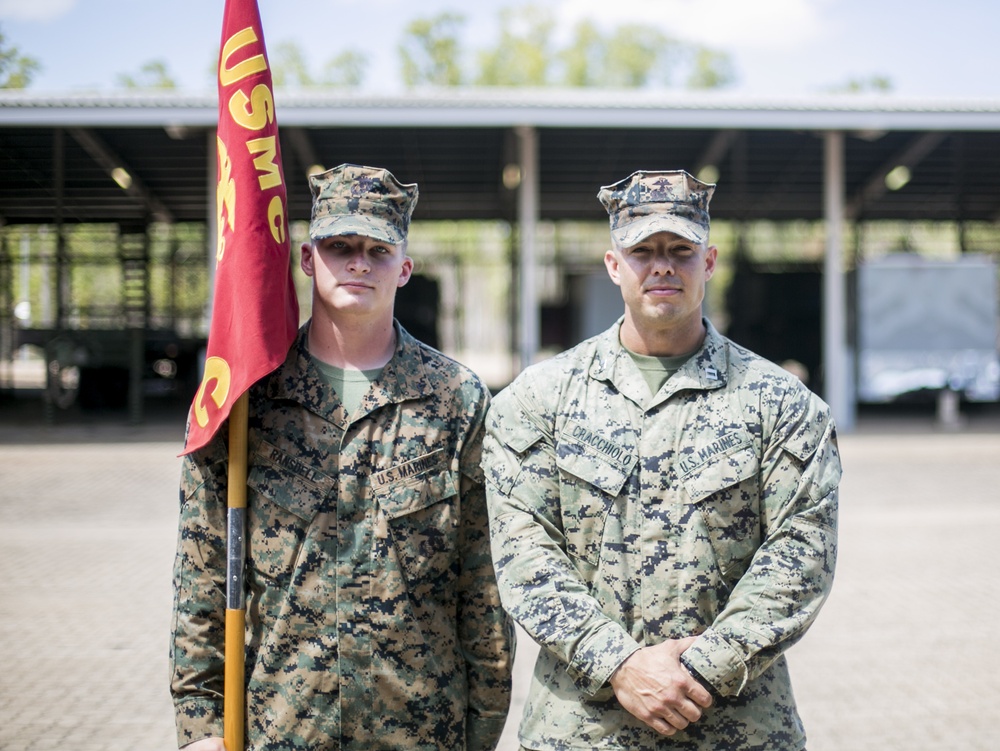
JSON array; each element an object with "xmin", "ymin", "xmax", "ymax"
[
  {"xmin": 482, "ymin": 319, "xmax": 840, "ymax": 750},
  {"xmin": 171, "ymin": 324, "xmax": 514, "ymax": 750}
]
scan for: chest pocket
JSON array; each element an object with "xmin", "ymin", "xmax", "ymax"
[
  {"xmin": 246, "ymin": 440, "xmax": 335, "ymax": 582},
  {"xmin": 372, "ymin": 450, "xmax": 460, "ymax": 588},
  {"xmin": 679, "ymin": 441, "xmax": 760, "ymax": 581},
  {"xmin": 556, "ymin": 426, "xmax": 636, "ymax": 566}
]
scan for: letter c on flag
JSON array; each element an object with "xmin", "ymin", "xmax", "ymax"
[{"xmin": 194, "ymin": 356, "xmax": 233, "ymax": 428}]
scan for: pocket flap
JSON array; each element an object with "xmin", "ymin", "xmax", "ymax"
[
  {"xmin": 492, "ymin": 415, "xmax": 543, "ymax": 454},
  {"xmin": 556, "ymin": 425, "xmax": 636, "ymax": 497},
  {"xmin": 372, "ymin": 451, "xmax": 458, "ymax": 518},
  {"xmin": 248, "ymin": 441, "xmax": 335, "ymax": 521},
  {"xmin": 681, "ymin": 444, "xmax": 759, "ymax": 504}
]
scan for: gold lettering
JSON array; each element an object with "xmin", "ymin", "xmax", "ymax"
[
  {"xmin": 219, "ymin": 27, "xmax": 267, "ymax": 86},
  {"xmin": 267, "ymin": 195, "xmax": 286, "ymax": 244},
  {"xmin": 247, "ymin": 136, "xmax": 282, "ymax": 190},
  {"xmin": 216, "ymin": 136, "xmax": 236, "ymax": 264},
  {"xmin": 194, "ymin": 356, "xmax": 232, "ymax": 428},
  {"xmin": 229, "ymin": 83, "xmax": 274, "ymax": 131}
]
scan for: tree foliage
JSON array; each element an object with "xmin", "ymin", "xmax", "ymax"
[
  {"xmin": 270, "ymin": 41, "xmax": 313, "ymax": 87},
  {"xmin": 686, "ymin": 49, "xmax": 736, "ymax": 89},
  {"xmin": 559, "ymin": 20, "xmax": 603, "ymax": 87},
  {"xmin": 322, "ymin": 52, "xmax": 364, "ymax": 88},
  {"xmin": 601, "ymin": 25, "xmax": 677, "ymax": 88},
  {"xmin": 400, "ymin": 12, "xmax": 465, "ymax": 87},
  {"xmin": 269, "ymin": 41, "xmax": 363, "ymax": 88},
  {"xmin": 827, "ymin": 75, "xmax": 893, "ymax": 94},
  {"xmin": 0, "ymin": 25, "xmax": 40, "ymax": 89},
  {"xmin": 476, "ymin": 5, "xmax": 555, "ymax": 86},
  {"xmin": 398, "ymin": 4, "xmax": 736, "ymax": 90},
  {"xmin": 116, "ymin": 60, "xmax": 177, "ymax": 90}
]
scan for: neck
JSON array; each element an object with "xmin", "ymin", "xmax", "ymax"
[
  {"xmin": 307, "ymin": 315, "xmax": 397, "ymax": 370},
  {"xmin": 619, "ymin": 315, "xmax": 707, "ymax": 357}
]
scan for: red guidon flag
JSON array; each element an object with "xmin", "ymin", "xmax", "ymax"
[{"xmin": 183, "ymin": 0, "xmax": 299, "ymax": 454}]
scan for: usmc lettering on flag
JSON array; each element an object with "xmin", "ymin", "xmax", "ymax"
[{"xmin": 183, "ymin": 0, "xmax": 298, "ymax": 455}]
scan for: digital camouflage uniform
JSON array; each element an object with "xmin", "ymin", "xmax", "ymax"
[
  {"xmin": 171, "ymin": 323, "xmax": 514, "ymax": 751},
  {"xmin": 482, "ymin": 318, "xmax": 840, "ymax": 751}
]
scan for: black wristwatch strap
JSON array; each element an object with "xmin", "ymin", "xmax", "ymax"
[{"xmin": 680, "ymin": 655, "xmax": 721, "ymax": 699}]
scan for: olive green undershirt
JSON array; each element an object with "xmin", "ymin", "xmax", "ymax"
[
  {"xmin": 310, "ymin": 356, "xmax": 383, "ymax": 416},
  {"xmin": 624, "ymin": 346, "xmax": 698, "ymax": 398}
]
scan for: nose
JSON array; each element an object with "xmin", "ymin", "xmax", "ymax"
[
  {"xmin": 650, "ymin": 251, "xmax": 674, "ymax": 276},
  {"xmin": 346, "ymin": 248, "xmax": 370, "ymax": 273}
]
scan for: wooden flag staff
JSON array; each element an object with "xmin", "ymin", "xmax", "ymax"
[{"xmin": 224, "ymin": 391, "xmax": 249, "ymax": 751}]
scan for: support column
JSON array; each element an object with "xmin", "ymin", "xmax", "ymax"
[
  {"xmin": 516, "ymin": 125, "xmax": 539, "ymax": 372},
  {"xmin": 823, "ymin": 131, "xmax": 854, "ymax": 432}
]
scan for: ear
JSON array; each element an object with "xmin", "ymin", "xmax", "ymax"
[
  {"xmin": 604, "ymin": 248, "xmax": 622, "ymax": 287},
  {"xmin": 300, "ymin": 242, "xmax": 315, "ymax": 277},
  {"xmin": 704, "ymin": 245, "xmax": 718, "ymax": 282},
  {"xmin": 396, "ymin": 255, "xmax": 414, "ymax": 289}
]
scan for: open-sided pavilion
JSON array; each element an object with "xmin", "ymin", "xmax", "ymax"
[{"xmin": 3, "ymin": 88, "xmax": 1000, "ymax": 428}]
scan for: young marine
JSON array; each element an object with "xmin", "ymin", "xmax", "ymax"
[
  {"xmin": 482, "ymin": 169, "xmax": 841, "ymax": 750},
  {"xmin": 171, "ymin": 164, "xmax": 514, "ymax": 751}
]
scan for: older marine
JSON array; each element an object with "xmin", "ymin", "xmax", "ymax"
[{"xmin": 482, "ymin": 169, "xmax": 841, "ymax": 750}]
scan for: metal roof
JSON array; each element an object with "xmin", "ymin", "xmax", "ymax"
[{"xmin": 2, "ymin": 89, "xmax": 1000, "ymax": 226}]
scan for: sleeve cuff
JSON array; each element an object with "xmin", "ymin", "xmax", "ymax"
[
  {"xmin": 465, "ymin": 713, "xmax": 508, "ymax": 751},
  {"xmin": 568, "ymin": 622, "xmax": 641, "ymax": 697},
  {"xmin": 681, "ymin": 629, "xmax": 749, "ymax": 697},
  {"xmin": 174, "ymin": 697, "xmax": 223, "ymax": 749}
]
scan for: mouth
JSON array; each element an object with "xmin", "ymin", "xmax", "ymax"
[{"xmin": 645, "ymin": 285, "xmax": 682, "ymax": 295}]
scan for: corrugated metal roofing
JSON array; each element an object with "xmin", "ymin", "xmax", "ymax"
[
  {"xmin": 2, "ymin": 89, "xmax": 999, "ymax": 225},
  {"xmin": 4, "ymin": 89, "xmax": 1000, "ymax": 128}
]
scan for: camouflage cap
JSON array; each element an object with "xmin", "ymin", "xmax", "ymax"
[
  {"xmin": 308, "ymin": 164, "xmax": 418, "ymax": 245},
  {"xmin": 597, "ymin": 169, "xmax": 715, "ymax": 247}
]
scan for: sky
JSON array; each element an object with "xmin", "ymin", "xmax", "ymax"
[{"xmin": 0, "ymin": 0, "xmax": 998, "ymax": 99}]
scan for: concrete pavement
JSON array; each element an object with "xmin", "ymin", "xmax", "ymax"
[{"xmin": 1, "ymin": 402, "xmax": 998, "ymax": 750}]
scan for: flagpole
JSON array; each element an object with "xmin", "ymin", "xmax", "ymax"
[
  {"xmin": 224, "ymin": 391, "xmax": 249, "ymax": 751},
  {"xmin": 182, "ymin": 2, "xmax": 298, "ymax": 746}
]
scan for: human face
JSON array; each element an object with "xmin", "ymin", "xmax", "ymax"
[
  {"xmin": 604, "ymin": 231, "xmax": 717, "ymax": 354},
  {"xmin": 300, "ymin": 234, "xmax": 412, "ymax": 323}
]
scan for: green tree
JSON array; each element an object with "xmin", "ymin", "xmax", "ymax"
[
  {"xmin": 270, "ymin": 41, "xmax": 363, "ymax": 89},
  {"xmin": 399, "ymin": 12, "xmax": 465, "ymax": 87},
  {"xmin": 399, "ymin": 5, "xmax": 735, "ymax": 91},
  {"xmin": 271, "ymin": 41, "xmax": 314, "ymax": 88},
  {"xmin": 827, "ymin": 75, "xmax": 893, "ymax": 94},
  {"xmin": 476, "ymin": 5, "xmax": 554, "ymax": 86},
  {"xmin": 116, "ymin": 60, "xmax": 177, "ymax": 90},
  {"xmin": 322, "ymin": 51, "xmax": 364, "ymax": 88},
  {"xmin": 686, "ymin": 48, "xmax": 736, "ymax": 89},
  {"xmin": 558, "ymin": 20, "xmax": 603, "ymax": 87},
  {"xmin": 603, "ymin": 25, "xmax": 676, "ymax": 87},
  {"xmin": 0, "ymin": 25, "xmax": 40, "ymax": 89}
]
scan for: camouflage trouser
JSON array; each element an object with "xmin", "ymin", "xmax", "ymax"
[{"xmin": 519, "ymin": 744, "xmax": 806, "ymax": 750}]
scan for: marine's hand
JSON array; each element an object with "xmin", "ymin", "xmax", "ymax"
[
  {"xmin": 609, "ymin": 637, "xmax": 713, "ymax": 736},
  {"xmin": 180, "ymin": 738, "xmax": 225, "ymax": 751}
]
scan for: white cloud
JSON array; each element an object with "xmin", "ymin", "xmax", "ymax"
[
  {"xmin": 0, "ymin": 0, "xmax": 76, "ymax": 22},
  {"xmin": 552, "ymin": 0, "xmax": 832, "ymax": 53}
]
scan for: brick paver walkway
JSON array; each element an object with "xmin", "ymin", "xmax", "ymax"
[{"xmin": 1, "ymin": 409, "xmax": 998, "ymax": 750}]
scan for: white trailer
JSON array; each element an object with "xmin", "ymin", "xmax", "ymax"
[{"xmin": 856, "ymin": 254, "xmax": 1000, "ymax": 404}]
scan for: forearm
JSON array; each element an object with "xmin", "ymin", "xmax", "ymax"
[
  {"xmin": 170, "ymin": 452, "xmax": 229, "ymax": 744},
  {"xmin": 457, "ymin": 479, "xmax": 515, "ymax": 737},
  {"xmin": 483, "ymin": 386, "xmax": 641, "ymax": 695},
  {"xmin": 682, "ymin": 506, "xmax": 836, "ymax": 695},
  {"xmin": 685, "ymin": 407, "xmax": 840, "ymax": 696},
  {"xmin": 489, "ymin": 493, "xmax": 640, "ymax": 695}
]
